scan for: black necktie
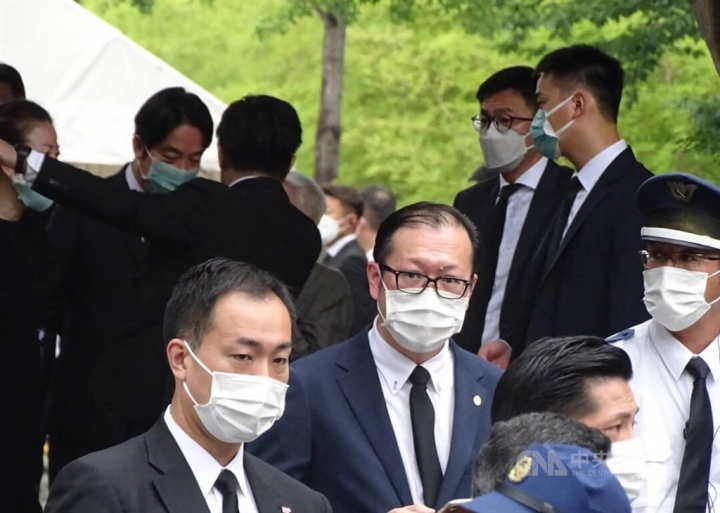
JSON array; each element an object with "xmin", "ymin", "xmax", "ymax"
[
  {"xmin": 544, "ymin": 177, "xmax": 582, "ymax": 272},
  {"xmin": 214, "ymin": 469, "xmax": 240, "ymax": 513},
  {"xmin": 409, "ymin": 366, "xmax": 443, "ymax": 507},
  {"xmin": 674, "ymin": 357, "xmax": 713, "ymax": 513},
  {"xmin": 474, "ymin": 183, "xmax": 522, "ymax": 315}
]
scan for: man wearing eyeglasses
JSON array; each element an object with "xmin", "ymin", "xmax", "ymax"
[
  {"xmin": 454, "ymin": 65, "xmax": 572, "ymax": 367},
  {"xmin": 248, "ymin": 202, "xmax": 503, "ymax": 513},
  {"xmin": 609, "ymin": 173, "xmax": 720, "ymax": 513}
]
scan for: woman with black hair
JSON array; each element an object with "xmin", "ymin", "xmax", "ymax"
[{"xmin": 0, "ymin": 99, "xmax": 58, "ymax": 513}]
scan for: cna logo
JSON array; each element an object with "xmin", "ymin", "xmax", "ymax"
[{"xmin": 510, "ymin": 450, "xmax": 610, "ymax": 481}]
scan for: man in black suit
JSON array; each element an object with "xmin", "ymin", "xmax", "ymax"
[
  {"xmin": 525, "ymin": 45, "xmax": 652, "ymax": 344},
  {"xmin": 453, "ymin": 66, "xmax": 572, "ymax": 365},
  {"xmin": 283, "ymin": 171, "xmax": 352, "ymax": 358},
  {"xmin": 322, "ymin": 184, "xmax": 375, "ymax": 334},
  {"xmin": 0, "ymin": 94, "xmax": 321, "ymax": 451},
  {"xmin": 45, "ymin": 258, "xmax": 332, "ymax": 513},
  {"xmin": 42, "ymin": 87, "xmax": 213, "ymax": 481}
]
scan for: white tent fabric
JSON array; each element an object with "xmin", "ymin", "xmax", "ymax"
[{"xmin": 0, "ymin": 0, "xmax": 226, "ymax": 171}]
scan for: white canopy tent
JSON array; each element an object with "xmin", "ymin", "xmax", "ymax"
[{"xmin": 0, "ymin": 0, "xmax": 226, "ymax": 173}]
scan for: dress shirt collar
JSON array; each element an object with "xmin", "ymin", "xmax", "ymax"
[
  {"xmin": 326, "ymin": 233, "xmax": 357, "ymax": 258},
  {"xmin": 228, "ymin": 175, "xmax": 258, "ymax": 188},
  {"xmin": 498, "ymin": 156, "xmax": 548, "ymax": 191},
  {"xmin": 573, "ymin": 139, "xmax": 627, "ymax": 193},
  {"xmin": 649, "ymin": 320, "xmax": 720, "ymax": 382},
  {"xmin": 125, "ymin": 163, "xmax": 144, "ymax": 192},
  {"xmin": 163, "ymin": 407, "xmax": 250, "ymax": 501},
  {"xmin": 368, "ymin": 317, "xmax": 453, "ymax": 396}
]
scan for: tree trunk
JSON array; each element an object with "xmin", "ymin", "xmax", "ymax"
[
  {"xmin": 692, "ymin": 0, "xmax": 720, "ymax": 76},
  {"xmin": 314, "ymin": 10, "xmax": 345, "ymax": 184}
]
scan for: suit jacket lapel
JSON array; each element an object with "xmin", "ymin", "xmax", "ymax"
[
  {"xmin": 244, "ymin": 455, "xmax": 283, "ymax": 513},
  {"xmin": 335, "ymin": 334, "xmax": 414, "ymax": 506},
  {"xmin": 436, "ymin": 344, "xmax": 489, "ymax": 506},
  {"xmin": 542, "ymin": 150, "xmax": 629, "ymax": 278},
  {"xmin": 506, "ymin": 162, "xmax": 567, "ymax": 292},
  {"xmin": 146, "ymin": 418, "xmax": 211, "ymax": 513}
]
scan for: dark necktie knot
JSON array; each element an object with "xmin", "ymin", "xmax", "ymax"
[
  {"xmin": 498, "ymin": 183, "xmax": 522, "ymax": 203},
  {"xmin": 214, "ymin": 469, "xmax": 239, "ymax": 497},
  {"xmin": 410, "ymin": 366, "xmax": 431, "ymax": 386},
  {"xmin": 686, "ymin": 357, "xmax": 711, "ymax": 381},
  {"xmin": 567, "ymin": 176, "xmax": 582, "ymax": 195}
]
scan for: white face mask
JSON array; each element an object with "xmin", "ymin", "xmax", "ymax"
[
  {"xmin": 318, "ymin": 214, "xmax": 341, "ymax": 245},
  {"xmin": 605, "ymin": 437, "xmax": 647, "ymax": 503},
  {"xmin": 478, "ymin": 124, "xmax": 530, "ymax": 175},
  {"xmin": 643, "ymin": 266, "xmax": 720, "ymax": 332},
  {"xmin": 183, "ymin": 342, "xmax": 288, "ymax": 444},
  {"xmin": 378, "ymin": 278, "xmax": 469, "ymax": 353}
]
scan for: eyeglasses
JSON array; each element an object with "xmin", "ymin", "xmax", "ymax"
[
  {"xmin": 378, "ymin": 264, "xmax": 472, "ymax": 299},
  {"xmin": 472, "ymin": 113, "xmax": 534, "ymax": 133},
  {"xmin": 639, "ymin": 250, "xmax": 720, "ymax": 271}
]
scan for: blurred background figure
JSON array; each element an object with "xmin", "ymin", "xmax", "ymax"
[
  {"xmin": 357, "ymin": 185, "xmax": 397, "ymax": 262},
  {"xmin": 0, "ymin": 99, "xmax": 59, "ymax": 513},
  {"xmin": 284, "ymin": 171, "xmax": 353, "ymax": 358},
  {"xmin": 322, "ymin": 184, "xmax": 375, "ymax": 334},
  {"xmin": 472, "ymin": 412, "xmax": 610, "ymax": 495},
  {"xmin": 0, "ymin": 63, "xmax": 26, "ymax": 104}
]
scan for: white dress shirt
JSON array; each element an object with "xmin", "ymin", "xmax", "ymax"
[
  {"xmin": 164, "ymin": 407, "xmax": 259, "ymax": 513},
  {"xmin": 614, "ymin": 320, "xmax": 720, "ymax": 513},
  {"xmin": 368, "ymin": 318, "xmax": 455, "ymax": 505},
  {"xmin": 481, "ymin": 157, "xmax": 547, "ymax": 343},
  {"xmin": 564, "ymin": 139, "xmax": 628, "ymax": 237},
  {"xmin": 326, "ymin": 233, "xmax": 357, "ymax": 258},
  {"xmin": 228, "ymin": 175, "xmax": 258, "ymax": 187},
  {"xmin": 125, "ymin": 164, "xmax": 144, "ymax": 192}
]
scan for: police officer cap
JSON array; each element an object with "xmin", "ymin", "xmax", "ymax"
[
  {"xmin": 637, "ymin": 173, "xmax": 720, "ymax": 251},
  {"xmin": 459, "ymin": 443, "xmax": 630, "ymax": 513}
]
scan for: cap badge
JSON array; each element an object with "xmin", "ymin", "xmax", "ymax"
[
  {"xmin": 508, "ymin": 455, "xmax": 533, "ymax": 482},
  {"xmin": 668, "ymin": 181, "xmax": 698, "ymax": 203}
]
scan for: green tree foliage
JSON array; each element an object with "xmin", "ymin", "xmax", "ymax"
[{"xmin": 81, "ymin": 0, "xmax": 719, "ymax": 205}]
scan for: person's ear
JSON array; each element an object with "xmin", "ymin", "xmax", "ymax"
[
  {"xmin": 368, "ymin": 262, "xmax": 382, "ymax": 301},
  {"xmin": 167, "ymin": 338, "xmax": 189, "ymax": 381},
  {"xmin": 573, "ymin": 92, "xmax": 588, "ymax": 118},
  {"xmin": 289, "ymin": 155, "xmax": 296, "ymax": 171}
]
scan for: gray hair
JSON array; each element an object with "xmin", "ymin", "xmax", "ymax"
[
  {"xmin": 285, "ymin": 171, "xmax": 325, "ymax": 224},
  {"xmin": 472, "ymin": 412, "xmax": 610, "ymax": 495}
]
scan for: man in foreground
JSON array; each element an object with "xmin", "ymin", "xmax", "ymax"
[{"xmin": 45, "ymin": 258, "xmax": 331, "ymax": 513}]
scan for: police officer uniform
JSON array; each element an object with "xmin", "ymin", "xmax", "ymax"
[{"xmin": 609, "ymin": 173, "xmax": 720, "ymax": 513}]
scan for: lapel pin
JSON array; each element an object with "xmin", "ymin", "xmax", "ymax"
[
  {"xmin": 473, "ymin": 395, "xmax": 482, "ymax": 406},
  {"xmin": 282, "ymin": 507, "xmax": 292, "ymax": 513}
]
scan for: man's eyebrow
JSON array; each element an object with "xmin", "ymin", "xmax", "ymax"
[{"xmin": 235, "ymin": 338, "xmax": 261, "ymax": 348}]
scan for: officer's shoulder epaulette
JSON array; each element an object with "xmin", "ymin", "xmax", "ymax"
[{"xmin": 605, "ymin": 328, "xmax": 635, "ymax": 343}]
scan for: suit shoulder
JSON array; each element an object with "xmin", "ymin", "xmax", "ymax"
[
  {"xmin": 245, "ymin": 453, "xmax": 328, "ymax": 502},
  {"xmin": 454, "ymin": 179, "xmax": 496, "ymax": 209},
  {"xmin": 452, "ymin": 343, "xmax": 503, "ymax": 384},
  {"xmin": 68, "ymin": 432, "xmax": 147, "ymax": 477}
]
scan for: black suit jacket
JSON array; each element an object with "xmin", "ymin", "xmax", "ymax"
[
  {"xmin": 525, "ymin": 147, "xmax": 652, "ymax": 345},
  {"xmin": 323, "ymin": 239, "xmax": 375, "ymax": 334},
  {"xmin": 43, "ymin": 168, "xmax": 147, "ymax": 448},
  {"xmin": 32, "ymin": 159, "xmax": 320, "ymax": 447},
  {"xmin": 453, "ymin": 160, "xmax": 573, "ymax": 355},
  {"xmin": 45, "ymin": 418, "xmax": 332, "ymax": 513},
  {"xmin": 293, "ymin": 262, "xmax": 353, "ymax": 359}
]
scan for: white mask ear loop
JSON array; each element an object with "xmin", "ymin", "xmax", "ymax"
[
  {"xmin": 376, "ymin": 265, "xmax": 390, "ymax": 323},
  {"xmin": 182, "ymin": 341, "xmax": 212, "ymax": 406},
  {"xmin": 708, "ymin": 269, "xmax": 720, "ymax": 307}
]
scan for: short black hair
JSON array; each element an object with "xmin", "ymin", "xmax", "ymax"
[
  {"xmin": 472, "ymin": 412, "xmax": 610, "ymax": 495},
  {"xmin": 536, "ymin": 45, "xmax": 624, "ymax": 123},
  {"xmin": 0, "ymin": 100, "xmax": 52, "ymax": 146},
  {"xmin": 374, "ymin": 202, "xmax": 480, "ymax": 268},
  {"xmin": 361, "ymin": 185, "xmax": 397, "ymax": 230},
  {"xmin": 323, "ymin": 184, "xmax": 363, "ymax": 218},
  {"xmin": 0, "ymin": 63, "xmax": 25, "ymax": 100},
  {"xmin": 135, "ymin": 87, "xmax": 213, "ymax": 151},
  {"xmin": 476, "ymin": 66, "xmax": 538, "ymax": 111},
  {"xmin": 217, "ymin": 95, "xmax": 302, "ymax": 180},
  {"xmin": 163, "ymin": 258, "xmax": 296, "ymax": 350},
  {"xmin": 491, "ymin": 336, "xmax": 633, "ymax": 423}
]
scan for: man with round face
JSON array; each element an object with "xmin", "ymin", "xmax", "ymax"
[
  {"xmin": 453, "ymin": 65, "xmax": 572, "ymax": 367},
  {"xmin": 249, "ymin": 202, "xmax": 503, "ymax": 513},
  {"xmin": 611, "ymin": 173, "xmax": 720, "ymax": 512},
  {"xmin": 45, "ymin": 258, "xmax": 332, "ymax": 513},
  {"xmin": 525, "ymin": 45, "xmax": 653, "ymax": 347}
]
